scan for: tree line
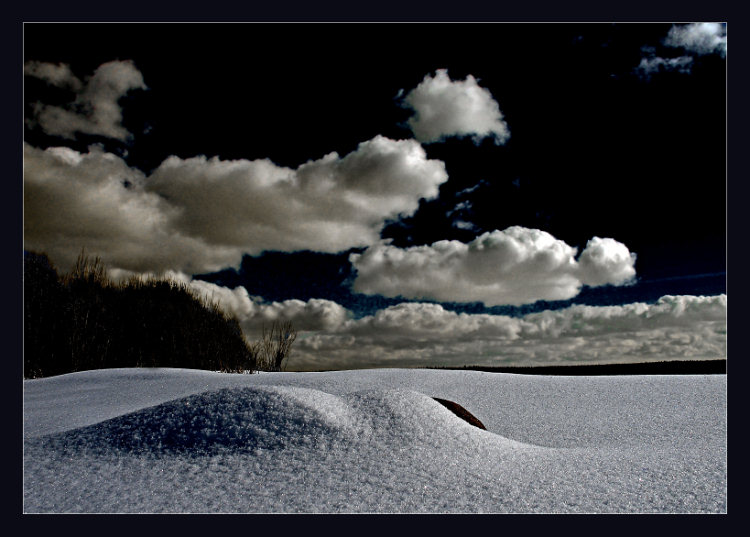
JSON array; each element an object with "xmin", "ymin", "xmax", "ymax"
[{"xmin": 24, "ymin": 251, "xmax": 296, "ymax": 378}]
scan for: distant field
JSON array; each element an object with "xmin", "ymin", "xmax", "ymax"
[{"xmin": 431, "ymin": 359, "xmax": 727, "ymax": 376}]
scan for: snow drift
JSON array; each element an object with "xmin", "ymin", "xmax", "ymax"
[{"xmin": 23, "ymin": 368, "xmax": 726, "ymax": 513}]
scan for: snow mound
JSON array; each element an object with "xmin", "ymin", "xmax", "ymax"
[
  {"xmin": 34, "ymin": 386, "xmax": 366, "ymax": 455},
  {"xmin": 29, "ymin": 386, "xmax": 511, "ymax": 457}
]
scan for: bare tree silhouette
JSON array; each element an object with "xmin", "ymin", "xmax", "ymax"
[{"xmin": 254, "ymin": 320, "xmax": 298, "ymax": 372}]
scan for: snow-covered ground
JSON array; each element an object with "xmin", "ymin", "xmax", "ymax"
[{"xmin": 23, "ymin": 367, "xmax": 726, "ymax": 513}]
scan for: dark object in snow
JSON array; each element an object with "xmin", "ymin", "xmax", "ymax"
[{"xmin": 432, "ymin": 398, "xmax": 486, "ymax": 430}]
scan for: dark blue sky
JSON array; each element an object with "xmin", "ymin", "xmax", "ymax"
[{"xmin": 23, "ymin": 22, "xmax": 727, "ymax": 369}]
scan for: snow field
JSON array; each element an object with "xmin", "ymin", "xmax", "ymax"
[{"xmin": 23, "ymin": 368, "xmax": 726, "ymax": 513}]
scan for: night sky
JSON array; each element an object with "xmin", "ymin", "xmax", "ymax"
[{"xmin": 23, "ymin": 23, "xmax": 727, "ymax": 370}]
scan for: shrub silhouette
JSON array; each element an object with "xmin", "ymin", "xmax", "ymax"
[
  {"xmin": 253, "ymin": 320, "xmax": 297, "ymax": 372},
  {"xmin": 24, "ymin": 251, "xmax": 260, "ymax": 378}
]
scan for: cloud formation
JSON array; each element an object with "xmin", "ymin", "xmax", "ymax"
[
  {"xmin": 635, "ymin": 23, "xmax": 726, "ymax": 79},
  {"xmin": 121, "ymin": 274, "xmax": 724, "ymax": 372},
  {"xmin": 349, "ymin": 227, "xmax": 637, "ymax": 306},
  {"xmin": 24, "ymin": 61, "xmax": 83, "ymax": 91},
  {"xmin": 147, "ymin": 136, "xmax": 447, "ymax": 255},
  {"xmin": 664, "ymin": 23, "xmax": 727, "ymax": 57},
  {"xmin": 186, "ymin": 280, "xmax": 351, "ymax": 335},
  {"xmin": 23, "ymin": 143, "xmax": 230, "ymax": 275},
  {"xmin": 636, "ymin": 53, "xmax": 693, "ymax": 77},
  {"xmin": 24, "ymin": 60, "xmax": 147, "ymax": 141},
  {"xmin": 24, "ymin": 136, "xmax": 448, "ymax": 274},
  {"xmin": 402, "ymin": 69, "xmax": 510, "ymax": 145},
  {"xmin": 290, "ymin": 295, "xmax": 726, "ymax": 371}
]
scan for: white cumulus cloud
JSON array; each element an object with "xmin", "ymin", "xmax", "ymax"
[
  {"xmin": 402, "ymin": 69, "xmax": 510, "ymax": 145},
  {"xmin": 81, "ymin": 269, "xmax": 724, "ymax": 372},
  {"xmin": 23, "ymin": 143, "xmax": 236, "ymax": 275},
  {"xmin": 664, "ymin": 23, "xmax": 727, "ymax": 57},
  {"xmin": 349, "ymin": 227, "xmax": 636, "ymax": 307},
  {"xmin": 577, "ymin": 237, "xmax": 639, "ymax": 286},
  {"xmin": 290, "ymin": 295, "xmax": 726, "ymax": 371},
  {"xmin": 146, "ymin": 135, "xmax": 447, "ymax": 256},
  {"xmin": 25, "ymin": 60, "xmax": 147, "ymax": 141},
  {"xmin": 24, "ymin": 136, "xmax": 448, "ymax": 274},
  {"xmin": 635, "ymin": 24, "xmax": 726, "ymax": 79},
  {"xmin": 186, "ymin": 280, "xmax": 351, "ymax": 335}
]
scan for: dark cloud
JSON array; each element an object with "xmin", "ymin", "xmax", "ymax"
[{"xmin": 24, "ymin": 60, "xmax": 147, "ymax": 141}]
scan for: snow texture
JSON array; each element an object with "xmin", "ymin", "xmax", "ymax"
[{"xmin": 24, "ymin": 368, "xmax": 726, "ymax": 513}]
